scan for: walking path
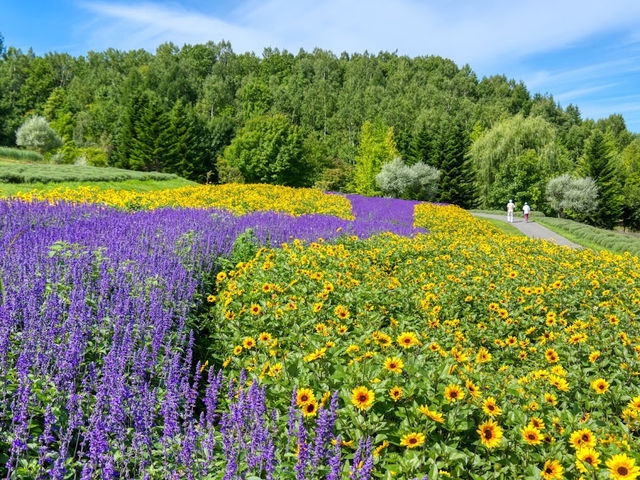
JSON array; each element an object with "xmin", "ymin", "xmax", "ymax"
[{"xmin": 472, "ymin": 213, "xmax": 581, "ymax": 249}]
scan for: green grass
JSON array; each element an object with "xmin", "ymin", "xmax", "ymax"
[
  {"xmin": 0, "ymin": 146, "xmax": 43, "ymax": 163},
  {"xmin": 0, "ymin": 178, "xmax": 195, "ymax": 196},
  {"xmin": 535, "ymin": 217, "xmax": 640, "ymax": 257},
  {"xmin": 477, "ymin": 217, "xmax": 526, "ymax": 236},
  {"xmin": 0, "ymin": 161, "xmax": 182, "ymax": 184}
]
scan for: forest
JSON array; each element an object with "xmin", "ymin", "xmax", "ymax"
[{"xmin": 1, "ymin": 35, "xmax": 639, "ymax": 229}]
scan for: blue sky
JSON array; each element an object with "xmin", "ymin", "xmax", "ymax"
[{"xmin": 3, "ymin": 0, "xmax": 640, "ymax": 132}]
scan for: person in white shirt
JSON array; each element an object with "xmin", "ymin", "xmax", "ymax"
[
  {"xmin": 506, "ymin": 199, "xmax": 515, "ymax": 223},
  {"xmin": 523, "ymin": 202, "xmax": 530, "ymax": 223}
]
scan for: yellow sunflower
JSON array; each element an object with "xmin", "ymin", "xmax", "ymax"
[
  {"xmin": 576, "ymin": 447, "xmax": 600, "ymax": 473},
  {"xmin": 383, "ymin": 357, "xmax": 404, "ymax": 374},
  {"xmin": 397, "ymin": 332, "xmax": 419, "ymax": 348},
  {"xmin": 389, "ymin": 386, "xmax": 403, "ymax": 402},
  {"xmin": 351, "ymin": 386, "xmax": 375, "ymax": 411},
  {"xmin": 296, "ymin": 388, "xmax": 316, "ymax": 406},
  {"xmin": 400, "ymin": 432, "xmax": 425, "ymax": 449},
  {"xmin": 477, "ymin": 419, "xmax": 502, "ymax": 448},
  {"xmin": 444, "ymin": 384, "xmax": 465, "ymax": 403},
  {"xmin": 250, "ymin": 304, "xmax": 262, "ymax": 315},
  {"xmin": 540, "ymin": 459, "xmax": 564, "ymax": 480},
  {"xmin": 301, "ymin": 400, "xmax": 318, "ymax": 417},
  {"xmin": 482, "ymin": 397, "xmax": 502, "ymax": 417},
  {"xmin": 418, "ymin": 404, "xmax": 444, "ymax": 423},
  {"xmin": 569, "ymin": 428, "xmax": 596, "ymax": 450},
  {"xmin": 545, "ymin": 348, "xmax": 559, "ymax": 363},
  {"xmin": 521, "ymin": 425, "xmax": 543, "ymax": 446},
  {"xmin": 590, "ymin": 378, "xmax": 609, "ymax": 394},
  {"xmin": 606, "ymin": 453, "xmax": 640, "ymax": 480},
  {"xmin": 242, "ymin": 337, "xmax": 256, "ymax": 349}
]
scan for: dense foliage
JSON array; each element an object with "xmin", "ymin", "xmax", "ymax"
[{"xmin": 1, "ymin": 40, "xmax": 639, "ymax": 227}]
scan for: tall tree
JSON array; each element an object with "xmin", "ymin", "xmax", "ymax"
[
  {"xmin": 438, "ymin": 123, "xmax": 475, "ymax": 207},
  {"xmin": 217, "ymin": 113, "xmax": 304, "ymax": 186},
  {"xmin": 580, "ymin": 131, "xmax": 622, "ymax": 229},
  {"xmin": 351, "ymin": 119, "xmax": 399, "ymax": 196}
]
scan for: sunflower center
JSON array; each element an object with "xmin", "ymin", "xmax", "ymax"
[
  {"xmin": 582, "ymin": 435, "xmax": 589, "ymax": 441},
  {"xmin": 484, "ymin": 429, "xmax": 492, "ymax": 439},
  {"xmin": 528, "ymin": 434, "xmax": 535, "ymax": 440},
  {"xmin": 585, "ymin": 457, "xmax": 593, "ymax": 464},
  {"xmin": 358, "ymin": 395, "xmax": 367, "ymax": 402},
  {"xmin": 545, "ymin": 468, "xmax": 553, "ymax": 474},
  {"xmin": 451, "ymin": 392, "xmax": 458, "ymax": 398},
  {"xmin": 618, "ymin": 466, "xmax": 629, "ymax": 475},
  {"xmin": 408, "ymin": 438, "xmax": 417, "ymax": 444},
  {"xmin": 488, "ymin": 405, "xmax": 495, "ymax": 411},
  {"xmin": 301, "ymin": 395, "xmax": 308, "ymax": 402}
]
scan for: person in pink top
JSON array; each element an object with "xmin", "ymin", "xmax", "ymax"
[{"xmin": 523, "ymin": 202, "xmax": 530, "ymax": 223}]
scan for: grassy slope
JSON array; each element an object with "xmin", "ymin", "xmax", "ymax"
[
  {"xmin": 477, "ymin": 217, "xmax": 525, "ymax": 236},
  {"xmin": 0, "ymin": 157, "xmax": 195, "ymax": 194}
]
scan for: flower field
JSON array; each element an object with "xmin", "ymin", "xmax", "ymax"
[{"xmin": 1, "ymin": 184, "xmax": 639, "ymax": 479}]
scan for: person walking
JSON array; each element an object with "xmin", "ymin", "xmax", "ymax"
[
  {"xmin": 523, "ymin": 202, "xmax": 530, "ymax": 223},
  {"xmin": 506, "ymin": 199, "xmax": 515, "ymax": 223}
]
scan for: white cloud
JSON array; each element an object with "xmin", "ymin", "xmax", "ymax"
[{"xmin": 80, "ymin": 0, "xmax": 640, "ymax": 67}]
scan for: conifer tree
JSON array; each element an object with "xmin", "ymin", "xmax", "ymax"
[
  {"xmin": 438, "ymin": 123, "xmax": 475, "ymax": 207},
  {"xmin": 580, "ymin": 131, "xmax": 622, "ymax": 229}
]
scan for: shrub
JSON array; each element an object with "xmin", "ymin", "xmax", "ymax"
[
  {"xmin": 546, "ymin": 174, "xmax": 598, "ymax": 219},
  {"xmin": 376, "ymin": 157, "xmax": 441, "ymax": 201},
  {"xmin": 0, "ymin": 146, "xmax": 43, "ymax": 162},
  {"xmin": 15, "ymin": 116, "xmax": 63, "ymax": 154}
]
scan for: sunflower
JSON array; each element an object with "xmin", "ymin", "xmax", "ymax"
[
  {"xmin": 351, "ymin": 386, "xmax": 375, "ymax": 411},
  {"xmin": 418, "ymin": 405, "xmax": 444, "ymax": 423},
  {"xmin": 482, "ymin": 397, "xmax": 502, "ymax": 417},
  {"xmin": 444, "ymin": 384, "xmax": 465, "ymax": 403},
  {"xmin": 569, "ymin": 428, "xmax": 596, "ymax": 449},
  {"xmin": 296, "ymin": 388, "xmax": 316, "ymax": 406},
  {"xmin": 476, "ymin": 347, "xmax": 492, "ymax": 363},
  {"xmin": 313, "ymin": 302, "xmax": 323, "ymax": 313},
  {"xmin": 545, "ymin": 348, "xmax": 559, "ymax": 363},
  {"xmin": 400, "ymin": 432, "xmax": 425, "ymax": 449},
  {"xmin": 590, "ymin": 378, "xmax": 609, "ymax": 394},
  {"xmin": 301, "ymin": 400, "xmax": 318, "ymax": 417},
  {"xmin": 540, "ymin": 459, "xmax": 564, "ymax": 480},
  {"xmin": 477, "ymin": 419, "xmax": 502, "ymax": 448},
  {"xmin": 383, "ymin": 357, "xmax": 404, "ymax": 374},
  {"xmin": 242, "ymin": 337, "xmax": 256, "ymax": 349},
  {"xmin": 334, "ymin": 305, "xmax": 349, "ymax": 319},
  {"xmin": 233, "ymin": 345, "xmax": 243, "ymax": 355},
  {"xmin": 389, "ymin": 386, "xmax": 403, "ymax": 402},
  {"xmin": 521, "ymin": 425, "xmax": 543, "ymax": 445},
  {"xmin": 628, "ymin": 395, "xmax": 640, "ymax": 411},
  {"xmin": 250, "ymin": 304, "xmax": 262, "ymax": 315},
  {"xmin": 397, "ymin": 332, "xmax": 419, "ymax": 348},
  {"xmin": 544, "ymin": 393, "xmax": 557, "ymax": 406},
  {"xmin": 206, "ymin": 294, "xmax": 215, "ymax": 303},
  {"xmin": 589, "ymin": 351, "xmax": 600, "ymax": 362},
  {"xmin": 465, "ymin": 379, "xmax": 480, "ymax": 398},
  {"xmin": 576, "ymin": 447, "xmax": 600, "ymax": 473},
  {"xmin": 258, "ymin": 332, "xmax": 272, "ymax": 343},
  {"xmin": 606, "ymin": 454, "xmax": 640, "ymax": 480},
  {"xmin": 529, "ymin": 417, "xmax": 545, "ymax": 431}
]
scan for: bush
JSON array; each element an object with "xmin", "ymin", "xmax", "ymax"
[
  {"xmin": 15, "ymin": 116, "xmax": 63, "ymax": 154},
  {"xmin": 376, "ymin": 157, "xmax": 441, "ymax": 200},
  {"xmin": 546, "ymin": 174, "xmax": 598, "ymax": 219}
]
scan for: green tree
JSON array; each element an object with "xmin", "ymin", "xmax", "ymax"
[
  {"xmin": 468, "ymin": 114, "xmax": 560, "ymax": 208},
  {"xmin": 619, "ymin": 138, "xmax": 640, "ymax": 231},
  {"xmin": 580, "ymin": 131, "xmax": 622, "ymax": 229},
  {"xmin": 217, "ymin": 113, "xmax": 304, "ymax": 186},
  {"xmin": 351, "ymin": 119, "xmax": 399, "ymax": 195},
  {"xmin": 438, "ymin": 123, "xmax": 475, "ymax": 207},
  {"xmin": 129, "ymin": 92, "xmax": 173, "ymax": 171}
]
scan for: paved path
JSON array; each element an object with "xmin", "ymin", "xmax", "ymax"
[{"xmin": 472, "ymin": 213, "xmax": 581, "ymax": 249}]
